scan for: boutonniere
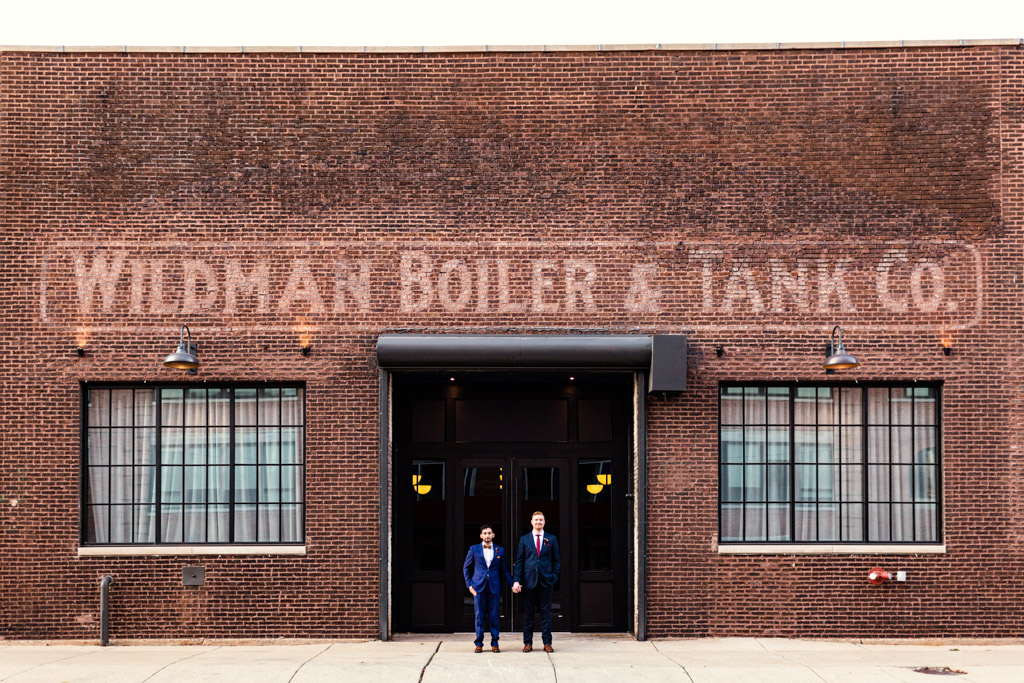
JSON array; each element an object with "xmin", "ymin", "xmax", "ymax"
[{"xmin": 543, "ymin": 539, "xmax": 550, "ymax": 546}]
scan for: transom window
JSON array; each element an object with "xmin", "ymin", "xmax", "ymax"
[
  {"xmin": 83, "ymin": 385, "xmax": 305, "ymax": 545},
  {"xmin": 719, "ymin": 385, "xmax": 940, "ymax": 544}
]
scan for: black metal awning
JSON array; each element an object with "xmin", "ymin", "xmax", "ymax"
[{"xmin": 376, "ymin": 334, "xmax": 686, "ymax": 392}]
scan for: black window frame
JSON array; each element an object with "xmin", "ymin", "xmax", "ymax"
[
  {"xmin": 80, "ymin": 382, "xmax": 306, "ymax": 546},
  {"xmin": 718, "ymin": 382, "xmax": 942, "ymax": 545}
]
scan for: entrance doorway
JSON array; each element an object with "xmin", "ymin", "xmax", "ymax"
[{"xmin": 393, "ymin": 374, "xmax": 631, "ymax": 634}]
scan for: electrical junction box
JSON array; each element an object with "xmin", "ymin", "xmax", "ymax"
[
  {"xmin": 896, "ymin": 571, "xmax": 907, "ymax": 582},
  {"xmin": 183, "ymin": 566, "xmax": 205, "ymax": 586}
]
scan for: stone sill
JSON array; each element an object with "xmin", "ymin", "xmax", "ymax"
[
  {"xmin": 719, "ymin": 544, "xmax": 945, "ymax": 555},
  {"xmin": 78, "ymin": 545, "xmax": 306, "ymax": 557}
]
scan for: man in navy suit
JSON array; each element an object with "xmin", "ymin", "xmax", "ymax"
[
  {"xmin": 512, "ymin": 510, "xmax": 560, "ymax": 652},
  {"xmin": 463, "ymin": 523, "xmax": 513, "ymax": 652}
]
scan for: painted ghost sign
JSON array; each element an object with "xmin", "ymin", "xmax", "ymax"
[{"xmin": 40, "ymin": 239, "xmax": 981, "ymax": 333}]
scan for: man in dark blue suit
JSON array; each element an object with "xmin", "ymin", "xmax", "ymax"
[
  {"xmin": 512, "ymin": 510, "xmax": 560, "ymax": 652},
  {"xmin": 463, "ymin": 523, "xmax": 513, "ymax": 652}
]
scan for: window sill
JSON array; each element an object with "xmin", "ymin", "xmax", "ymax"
[
  {"xmin": 78, "ymin": 545, "xmax": 306, "ymax": 557},
  {"xmin": 718, "ymin": 544, "xmax": 945, "ymax": 555}
]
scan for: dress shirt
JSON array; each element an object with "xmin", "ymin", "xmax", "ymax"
[{"xmin": 483, "ymin": 544, "xmax": 494, "ymax": 566}]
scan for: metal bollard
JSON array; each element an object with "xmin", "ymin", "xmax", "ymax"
[{"xmin": 99, "ymin": 575, "xmax": 113, "ymax": 646}]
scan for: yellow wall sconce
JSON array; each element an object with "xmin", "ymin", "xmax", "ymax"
[
  {"xmin": 586, "ymin": 474, "xmax": 611, "ymax": 495},
  {"xmin": 412, "ymin": 475, "xmax": 432, "ymax": 496}
]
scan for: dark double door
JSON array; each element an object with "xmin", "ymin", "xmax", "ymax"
[{"xmin": 394, "ymin": 375, "xmax": 630, "ymax": 634}]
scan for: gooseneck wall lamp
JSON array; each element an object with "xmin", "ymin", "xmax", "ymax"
[
  {"xmin": 823, "ymin": 325, "xmax": 859, "ymax": 372},
  {"xmin": 163, "ymin": 325, "xmax": 200, "ymax": 375}
]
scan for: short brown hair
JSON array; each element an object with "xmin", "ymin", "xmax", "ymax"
[{"xmin": 531, "ymin": 511, "xmax": 545, "ymax": 519}]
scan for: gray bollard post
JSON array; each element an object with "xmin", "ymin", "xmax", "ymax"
[{"xmin": 99, "ymin": 575, "xmax": 113, "ymax": 646}]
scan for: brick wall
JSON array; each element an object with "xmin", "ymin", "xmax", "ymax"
[{"xmin": 1, "ymin": 45, "xmax": 1021, "ymax": 639}]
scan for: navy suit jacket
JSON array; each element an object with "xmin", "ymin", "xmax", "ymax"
[
  {"xmin": 463, "ymin": 543, "xmax": 513, "ymax": 594},
  {"xmin": 513, "ymin": 532, "xmax": 560, "ymax": 589}
]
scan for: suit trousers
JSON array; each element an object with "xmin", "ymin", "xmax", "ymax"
[
  {"xmin": 522, "ymin": 584, "xmax": 553, "ymax": 645},
  {"xmin": 473, "ymin": 585, "xmax": 501, "ymax": 647}
]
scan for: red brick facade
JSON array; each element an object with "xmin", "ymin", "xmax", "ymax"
[{"xmin": 2, "ymin": 44, "xmax": 1022, "ymax": 639}]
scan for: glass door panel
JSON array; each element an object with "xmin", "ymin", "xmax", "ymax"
[
  {"xmin": 513, "ymin": 461, "xmax": 569, "ymax": 632},
  {"xmin": 577, "ymin": 458, "xmax": 618, "ymax": 628},
  {"xmin": 459, "ymin": 464, "xmax": 505, "ymax": 629},
  {"xmin": 407, "ymin": 459, "xmax": 447, "ymax": 630}
]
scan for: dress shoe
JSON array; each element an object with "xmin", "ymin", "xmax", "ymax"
[
  {"xmin": 522, "ymin": 644, "xmax": 532, "ymax": 652},
  {"xmin": 492, "ymin": 646, "xmax": 500, "ymax": 653},
  {"xmin": 474, "ymin": 646, "xmax": 483, "ymax": 653},
  {"xmin": 543, "ymin": 644, "xmax": 554, "ymax": 653}
]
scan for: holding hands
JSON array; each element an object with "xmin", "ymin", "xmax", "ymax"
[{"xmin": 512, "ymin": 582, "xmax": 521, "ymax": 594}]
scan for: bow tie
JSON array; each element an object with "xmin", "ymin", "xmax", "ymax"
[{"xmin": 483, "ymin": 544, "xmax": 492, "ymax": 549}]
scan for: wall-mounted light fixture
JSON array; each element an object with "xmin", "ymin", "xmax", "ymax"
[
  {"xmin": 300, "ymin": 345, "xmax": 312, "ymax": 357},
  {"xmin": 586, "ymin": 474, "xmax": 612, "ymax": 495},
  {"xmin": 163, "ymin": 325, "xmax": 200, "ymax": 375},
  {"xmin": 942, "ymin": 337, "xmax": 952, "ymax": 356},
  {"xmin": 715, "ymin": 346, "xmax": 724, "ymax": 358},
  {"xmin": 823, "ymin": 325, "xmax": 859, "ymax": 372},
  {"xmin": 75, "ymin": 347, "xmax": 86, "ymax": 357},
  {"xmin": 412, "ymin": 474, "xmax": 432, "ymax": 496}
]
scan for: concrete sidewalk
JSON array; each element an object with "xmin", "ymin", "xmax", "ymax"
[{"xmin": 2, "ymin": 635, "xmax": 1024, "ymax": 682}]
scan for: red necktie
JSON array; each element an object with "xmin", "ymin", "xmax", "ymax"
[{"xmin": 535, "ymin": 534, "xmax": 541, "ymax": 557}]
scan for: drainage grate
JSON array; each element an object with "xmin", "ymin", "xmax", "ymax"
[{"xmin": 913, "ymin": 667, "xmax": 967, "ymax": 676}]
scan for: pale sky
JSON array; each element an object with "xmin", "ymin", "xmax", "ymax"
[{"xmin": 1, "ymin": 0, "xmax": 1021, "ymax": 47}]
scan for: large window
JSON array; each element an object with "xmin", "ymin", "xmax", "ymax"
[
  {"xmin": 83, "ymin": 385, "xmax": 305, "ymax": 545},
  {"xmin": 719, "ymin": 385, "xmax": 940, "ymax": 544}
]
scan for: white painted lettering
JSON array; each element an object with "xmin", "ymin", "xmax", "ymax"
[
  {"xmin": 626, "ymin": 263, "xmax": 661, "ymax": 313},
  {"xmin": 148, "ymin": 260, "xmax": 175, "ymax": 315},
  {"xmin": 224, "ymin": 262, "xmax": 271, "ymax": 315},
  {"xmin": 129, "ymin": 260, "xmax": 148, "ymax": 314},
  {"xmin": 182, "ymin": 260, "xmax": 220, "ymax": 315},
  {"xmin": 911, "ymin": 261, "xmax": 944, "ymax": 313},
  {"xmin": 564, "ymin": 260, "xmax": 597, "ymax": 312},
  {"xmin": 724, "ymin": 265, "xmax": 765, "ymax": 313},
  {"xmin": 876, "ymin": 249, "xmax": 910, "ymax": 313},
  {"xmin": 73, "ymin": 252, "xmax": 125, "ymax": 315},
  {"xmin": 437, "ymin": 259, "xmax": 473, "ymax": 311},
  {"xmin": 688, "ymin": 249, "xmax": 722, "ymax": 311},
  {"xmin": 817, "ymin": 259, "xmax": 857, "ymax": 313},
  {"xmin": 497, "ymin": 260, "xmax": 523, "ymax": 312},
  {"xmin": 476, "ymin": 261, "xmax": 490, "ymax": 312},
  {"xmin": 277, "ymin": 260, "xmax": 324, "ymax": 314},
  {"xmin": 770, "ymin": 260, "xmax": 809, "ymax": 312},
  {"xmin": 531, "ymin": 260, "xmax": 560, "ymax": 313},
  {"xmin": 400, "ymin": 252, "xmax": 434, "ymax": 312},
  {"xmin": 333, "ymin": 260, "xmax": 371, "ymax": 313}
]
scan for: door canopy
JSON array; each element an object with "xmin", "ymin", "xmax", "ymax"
[{"xmin": 376, "ymin": 334, "xmax": 686, "ymax": 393}]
